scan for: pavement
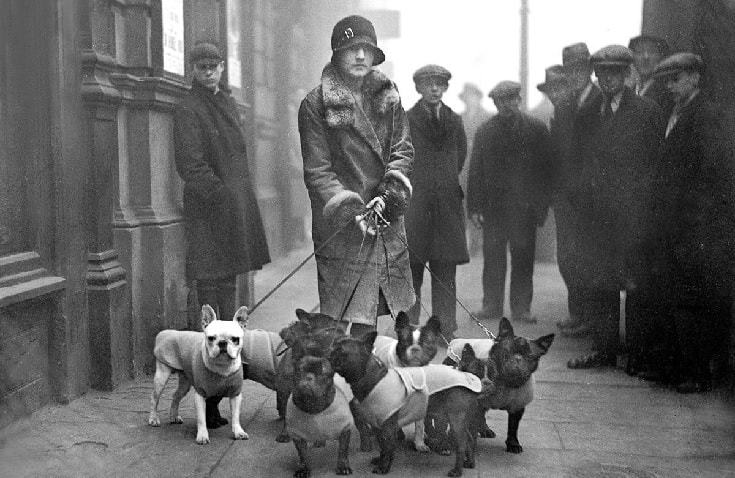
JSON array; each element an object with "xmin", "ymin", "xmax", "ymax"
[{"xmin": 1, "ymin": 248, "xmax": 735, "ymax": 478}]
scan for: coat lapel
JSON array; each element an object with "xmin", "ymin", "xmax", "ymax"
[{"xmin": 320, "ymin": 63, "xmax": 400, "ymax": 162}]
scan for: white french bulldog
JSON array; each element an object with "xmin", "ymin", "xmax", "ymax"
[{"xmin": 148, "ymin": 304, "xmax": 249, "ymax": 444}]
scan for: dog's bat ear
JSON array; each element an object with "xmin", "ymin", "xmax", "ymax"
[
  {"xmin": 461, "ymin": 343, "xmax": 477, "ymax": 361},
  {"xmin": 394, "ymin": 311, "xmax": 410, "ymax": 331},
  {"xmin": 201, "ymin": 304, "xmax": 217, "ymax": 330},
  {"xmin": 234, "ymin": 306, "xmax": 249, "ymax": 329},
  {"xmin": 295, "ymin": 308, "xmax": 310, "ymax": 323},
  {"xmin": 362, "ymin": 331, "xmax": 378, "ymax": 351},
  {"xmin": 425, "ymin": 315, "xmax": 443, "ymax": 336},
  {"xmin": 533, "ymin": 333, "xmax": 555, "ymax": 356},
  {"xmin": 498, "ymin": 317, "xmax": 514, "ymax": 338}
]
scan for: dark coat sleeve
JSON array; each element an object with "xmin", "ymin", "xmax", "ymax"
[{"xmin": 466, "ymin": 121, "xmax": 490, "ymax": 214}]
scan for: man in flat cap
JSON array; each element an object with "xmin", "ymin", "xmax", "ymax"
[
  {"xmin": 554, "ymin": 43, "xmax": 603, "ymax": 338},
  {"xmin": 174, "ymin": 42, "xmax": 271, "ymax": 426},
  {"xmin": 459, "ymin": 83, "xmax": 491, "ymax": 257},
  {"xmin": 649, "ymin": 53, "xmax": 735, "ymax": 393},
  {"xmin": 628, "ymin": 35, "xmax": 674, "ymax": 116},
  {"xmin": 467, "ymin": 81, "xmax": 553, "ymax": 323},
  {"xmin": 404, "ymin": 65, "xmax": 469, "ymax": 336},
  {"xmin": 565, "ymin": 45, "xmax": 665, "ymax": 370}
]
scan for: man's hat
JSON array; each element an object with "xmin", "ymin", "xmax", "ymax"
[
  {"xmin": 628, "ymin": 35, "xmax": 670, "ymax": 56},
  {"xmin": 413, "ymin": 64, "xmax": 452, "ymax": 84},
  {"xmin": 590, "ymin": 45, "xmax": 634, "ymax": 69},
  {"xmin": 330, "ymin": 15, "xmax": 385, "ymax": 65},
  {"xmin": 189, "ymin": 42, "xmax": 223, "ymax": 64},
  {"xmin": 459, "ymin": 83, "xmax": 484, "ymax": 101},
  {"xmin": 653, "ymin": 52, "xmax": 704, "ymax": 78},
  {"xmin": 488, "ymin": 81, "xmax": 521, "ymax": 99},
  {"xmin": 562, "ymin": 42, "xmax": 591, "ymax": 68},
  {"xmin": 537, "ymin": 65, "xmax": 569, "ymax": 93}
]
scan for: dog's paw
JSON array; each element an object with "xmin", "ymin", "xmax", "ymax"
[
  {"xmin": 148, "ymin": 416, "xmax": 161, "ymax": 427},
  {"xmin": 370, "ymin": 456, "xmax": 392, "ymax": 474},
  {"xmin": 505, "ymin": 439, "xmax": 523, "ymax": 454},
  {"xmin": 294, "ymin": 466, "xmax": 311, "ymax": 478},
  {"xmin": 413, "ymin": 441, "xmax": 430, "ymax": 453},
  {"xmin": 462, "ymin": 458, "xmax": 475, "ymax": 469},
  {"xmin": 447, "ymin": 465, "xmax": 463, "ymax": 477},
  {"xmin": 232, "ymin": 425, "xmax": 249, "ymax": 440},
  {"xmin": 479, "ymin": 427, "xmax": 496, "ymax": 439},
  {"xmin": 170, "ymin": 415, "xmax": 183, "ymax": 425},
  {"xmin": 276, "ymin": 432, "xmax": 292, "ymax": 443},
  {"xmin": 196, "ymin": 433, "xmax": 211, "ymax": 445}
]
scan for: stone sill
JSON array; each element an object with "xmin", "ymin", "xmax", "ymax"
[{"xmin": 0, "ymin": 276, "xmax": 66, "ymax": 308}]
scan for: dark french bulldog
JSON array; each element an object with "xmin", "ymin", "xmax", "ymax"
[
  {"xmin": 372, "ymin": 311, "xmax": 442, "ymax": 451},
  {"xmin": 286, "ymin": 355, "xmax": 353, "ymax": 478},
  {"xmin": 440, "ymin": 318, "xmax": 554, "ymax": 454},
  {"xmin": 330, "ymin": 332, "xmax": 482, "ymax": 477}
]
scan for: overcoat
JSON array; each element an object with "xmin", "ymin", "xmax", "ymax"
[
  {"xmin": 174, "ymin": 80, "xmax": 270, "ymax": 280},
  {"xmin": 299, "ymin": 64, "xmax": 415, "ymax": 325},
  {"xmin": 571, "ymin": 87, "xmax": 665, "ymax": 290},
  {"xmin": 655, "ymin": 93, "xmax": 735, "ymax": 299},
  {"xmin": 466, "ymin": 112, "xmax": 553, "ymax": 227},
  {"xmin": 405, "ymin": 102, "xmax": 469, "ymax": 264}
]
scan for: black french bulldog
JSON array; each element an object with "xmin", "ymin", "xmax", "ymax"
[{"xmin": 438, "ymin": 318, "xmax": 554, "ymax": 454}]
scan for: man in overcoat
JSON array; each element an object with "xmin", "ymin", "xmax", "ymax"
[
  {"xmin": 173, "ymin": 42, "xmax": 270, "ymax": 425},
  {"xmin": 566, "ymin": 45, "xmax": 665, "ymax": 369},
  {"xmin": 467, "ymin": 81, "xmax": 553, "ymax": 324},
  {"xmin": 628, "ymin": 35, "xmax": 674, "ymax": 116},
  {"xmin": 299, "ymin": 16, "xmax": 414, "ymax": 338},
  {"xmin": 404, "ymin": 64, "xmax": 469, "ymax": 337},
  {"xmin": 652, "ymin": 53, "xmax": 735, "ymax": 392}
]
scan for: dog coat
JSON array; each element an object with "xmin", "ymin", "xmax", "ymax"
[
  {"xmin": 285, "ymin": 374, "xmax": 354, "ymax": 442},
  {"xmin": 372, "ymin": 335, "xmax": 402, "ymax": 368},
  {"xmin": 358, "ymin": 364, "xmax": 481, "ymax": 429},
  {"xmin": 154, "ymin": 330, "xmax": 243, "ymax": 399},
  {"xmin": 242, "ymin": 329, "xmax": 287, "ymax": 388}
]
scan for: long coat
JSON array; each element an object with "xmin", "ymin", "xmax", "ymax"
[
  {"xmin": 571, "ymin": 87, "xmax": 665, "ymax": 290},
  {"xmin": 299, "ymin": 64, "xmax": 415, "ymax": 325},
  {"xmin": 467, "ymin": 112, "xmax": 553, "ymax": 228},
  {"xmin": 405, "ymin": 102, "xmax": 469, "ymax": 264},
  {"xmin": 655, "ymin": 92, "xmax": 735, "ymax": 299},
  {"xmin": 174, "ymin": 81, "xmax": 270, "ymax": 280}
]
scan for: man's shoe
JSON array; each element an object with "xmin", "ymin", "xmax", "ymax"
[
  {"xmin": 556, "ymin": 316, "xmax": 583, "ymax": 330},
  {"xmin": 561, "ymin": 322, "xmax": 591, "ymax": 338},
  {"xmin": 512, "ymin": 314, "xmax": 538, "ymax": 324},
  {"xmin": 676, "ymin": 380, "xmax": 707, "ymax": 394},
  {"xmin": 473, "ymin": 308, "xmax": 501, "ymax": 321},
  {"xmin": 567, "ymin": 351, "xmax": 615, "ymax": 369}
]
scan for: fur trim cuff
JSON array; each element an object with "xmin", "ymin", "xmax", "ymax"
[
  {"xmin": 323, "ymin": 190, "xmax": 365, "ymax": 226},
  {"xmin": 377, "ymin": 170, "xmax": 412, "ymax": 222}
]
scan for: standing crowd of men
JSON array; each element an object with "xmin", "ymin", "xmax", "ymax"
[{"xmin": 173, "ymin": 16, "xmax": 733, "ymax": 417}]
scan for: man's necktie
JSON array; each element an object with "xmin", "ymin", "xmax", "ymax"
[{"xmin": 602, "ymin": 100, "xmax": 613, "ymax": 120}]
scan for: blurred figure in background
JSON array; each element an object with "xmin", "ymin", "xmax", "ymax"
[
  {"xmin": 459, "ymin": 83, "xmax": 491, "ymax": 257},
  {"xmin": 554, "ymin": 42, "xmax": 602, "ymax": 338},
  {"xmin": 405, "ymin": 65, "xmax": 469, "ymax": 338},
  {"xmin": 652, "ymin": 53, "xmax": 735, "ymax": 393},
  {"xmin": 467, "ymin": 81, "xmax": 554, "ymax": 324},
  {"xmin": 628, "ymin": 35, "xmax": 674, "ymax": 116}
]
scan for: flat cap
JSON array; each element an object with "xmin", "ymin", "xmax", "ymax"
[
  {"xmin": 628, "ymin": 35, "xmax": 670, "ymax": 55},
  {"xmin": 413, "ymin": 64, "xmax": 452, "ymax": 83},
  {"xmin": 653, "ymin": 52, "xmax": 704, "ymax": 78},
  {"xmin": 562, "ymin": 42, "xmax": 591, "ymax": 68},
  {"xmin": 537, "ymin": 65, "xmax": 569, "ymax": 92},
  {"xmin": 488, "ymin": 80, "xmax": 521, "ymax": 99},
  {"xmin": 590, "ymin": 45, "xmax": 634, "ymax": 69},
  {"xmin": 189, "ymin": 42, "xmax": 223, "ymax": 64},
  {"xmin": 331, "ymin": 15, "xmax": 385, "ymax": 65}
]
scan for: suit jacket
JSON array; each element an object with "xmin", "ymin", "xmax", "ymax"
[
  {"xmin": 572, "ymin": 87, "xmax": 665, "ymax": 289},
  {"xmin": 656, "ymin": 93, "xmax": 735, "ymax": 298},
  {"xmin": 467, "ymin": 111, "xmax": 553, "ymax": 226},
  {"xmin": 405, "ymin": 102, "xmax": 469, "ymax": 264}
]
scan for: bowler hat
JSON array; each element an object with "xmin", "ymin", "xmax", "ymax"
[
  {"xmin": 562, "ymin": 42, "xmax": 591, "ymax": 68},
  {"xmin": 628, "ymin": 35, "xmax": 670, "ymax": 56},
  {"xmin": 590, "ymin": 45, "xmax": 634, "ymax": 69},
  {"xmin": 413, "ymin": 64, "xmax": 452, "ymax": 84},
  {"xmin": 189, "ymin": 42, "xmax": 223, "ymax": 64},
  {"xmin": 537, "ymin": 65, "xmax": 569, "ymax": 92},
  {"xmin": 488, "ymin": 81, "xmax": 521, "ymax": 99},
  {"xmin": 330, "ymin": 15, "xmax": 385, "ymax": 65},
  {"xmin": 459, "ymin": 83, "xmax": 483, "ymax": 101},
  {"xmin": 653, "ymin": 52, "xmax": 704, "ymax": 78}
]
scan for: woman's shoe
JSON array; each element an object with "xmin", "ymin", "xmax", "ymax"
[{"xmin": 567, "ymin": 351, "xmax": 614, "ymax": 369}]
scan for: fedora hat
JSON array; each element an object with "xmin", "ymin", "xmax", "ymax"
[{"xmin": 537, "ymin": 65, "xmax": 569, "ymax": 92}]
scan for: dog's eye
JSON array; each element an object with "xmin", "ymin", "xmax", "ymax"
[{"xmin": 232, "ymin": 338, "xmax": 239, "ymax": 345}]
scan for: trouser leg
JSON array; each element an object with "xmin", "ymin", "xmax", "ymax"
[
  {"xmin": 407, "ymin": 261, "xmax": 425, "ymax": 325},
  {"xmin": 429, "ymin": 261, "xmax": 457, "ymax": 336},
  {"xmin": 508, "ymin": 219, "xmax": 536, "ymax": 318},
  {"xmin": 481, "ymin": 225, "xmax": 507, "ymax": 317},
  {"xmin": 585, "ymin": 287, "xmax": 620, "ymax": 361}
]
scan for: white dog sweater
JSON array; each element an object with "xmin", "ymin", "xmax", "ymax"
[{"xmin": 285, "ymin": 375, "xmax": 354, "ymax": 442}]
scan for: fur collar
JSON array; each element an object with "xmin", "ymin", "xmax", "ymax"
[{"xmin": 321, "ymin": 63, "xmax": 400, "ymax": 129}]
